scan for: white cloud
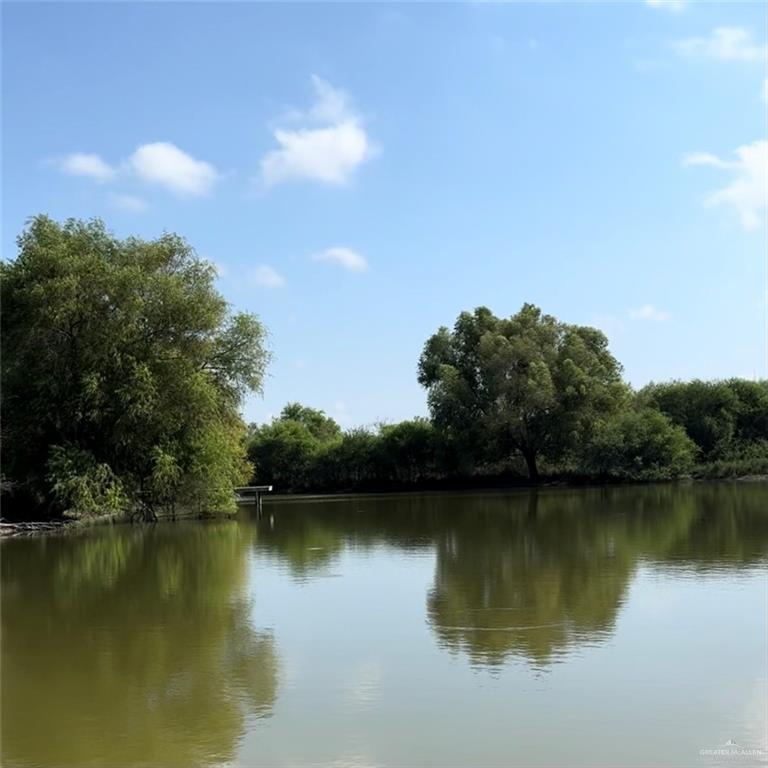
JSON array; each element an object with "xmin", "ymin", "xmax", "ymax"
[
  {"xmin": 630, "ymin": 305, "xmax": 670, "ymax": 322},
  {"xmin": 59, "ymin": 153, "xmax": 115, "ymax": 181},
  {"xmin": 109, "ymin": 193, "xmax": 148, "ymax": 213},
  {"xmin": 683, "ymin": 140, "xmax": 767, "ymax": 231},
  {"xmin": 312, "ymin": 246, "xmax": 368, "ymax": 272},
  {"xmin": 673, "ymin": 27, "xmax": 767, "ymax": 62},
  {"xmin": 646, "ymin": 0, "xmax": 686, "ymax": 12},
  {"xmin": 57, "ymin": 143, "xmax": 218, "ymax": 199},
  {"xmin": 251, "ymin": 265, "xmax": 285, "ymax": 288},
  {"xmin": 260, "ymin": 76, "xmax": 375, "ymax": 187},
  {"xmin": 129, "ymin": 142, "xmax": 218, "ymax": 196},
  {"xmin": 262, "ymin": 123, "xmax": 371, "ymax": 186}
]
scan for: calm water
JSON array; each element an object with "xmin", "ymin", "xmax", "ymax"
[{"xmin": 2, "ymin": 484, "xmax": 767, "ymax": 767}]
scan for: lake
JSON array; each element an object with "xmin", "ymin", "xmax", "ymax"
[{"xmin": 2, "ymin": 483, "xmax": 766, "ymax": 767}]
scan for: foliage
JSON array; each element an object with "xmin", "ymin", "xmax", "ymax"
[
  {"xmin": 638, "ymin": 379, "xmax": 768, "ymax": 459},
  {"xmin": 248, "ymin": 414, "xmax": 442, "ymax": 491},
  {"xmin": 692, "ymin": 439, "xmax": 768, "ymax": 479},
  {"xmin": 247, "ymin": 404, "xmax": 341, "ymax": 489},
  {"xmin": 313, "ymin": 428, "xmax": 379, "ymax": 489},
  {"xmin": 376, "ymin": 419, "xmax": 438, "ymax": 483},
  {"xmin": 580, "ymin": 409, "xmax": 697, "ymax": 481},
  {"xmin": 248, "ymin": 420, "xmax": 324, "ymax": 489},
  {"xmin": 5, "ymin": 220, "xmax": 766, "ymax": 515},
  {"xmin": 46, "ymin": 445, "xmax": 127, "ymax": 518},
  {"xmin": 248, "ymin": 381, "xmax": 766, "ymax": 493},
  {"xmin": 278, "ymin": 402, "xmax": 342, "ymax": 443},
  {"xmin": 1, "ymin": 216, "xmax": 269, "ymax": 519},
  {"xmin": 417, "ymin": 304, "xmax": 628, "ymax": 478}
]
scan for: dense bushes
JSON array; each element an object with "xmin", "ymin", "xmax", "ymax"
[
  {"xmin": 638, "ymin": 380, "xmax": 768, "ymax": 457},
  {"xmin": 579, "ymin": 409, "xmax": 696, "ymax": 481},
  {"xmin": 247, "ymin": 408, "xmax": 442, "ymax": 492},
  {"xmin": 639, "ymin": 379, "xmax": 768, "ymax": 475}
]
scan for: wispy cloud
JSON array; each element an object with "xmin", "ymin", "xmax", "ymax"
[
  {"xmin": 312, "ymin": 246, "xmax": 368, "ymax": 272},
  {"xmin": 683, "ymin": 140, "xmax": 767, "ymax": 231},
  {"xmin": 673, "ymin": 27, "xmax": 767, "ymax": 62},
  {"xmin": 302, "ymin": 74, "xmax": 354, "ymax": 124},
  {"xmin": 251, "ymin": 265, "xmax": 285, "ymax": 288},
  {"xmin": 129, "ymin": 142, "xmax": 218, "ymax": 196},
  {"xmin": 629, "ymin": 305, "xmax": 670, "ymax": 322},
  {"xmin": 260, "ymin": 76, "xmax": 376, "ymax": 187},
  {"xmin": 58, "ymin": 153, "xmax": 115, "ymax": 181},
  {"xmin": 109, "ymin": 193, "xmax": 148, "ymax": 213},
  {"xmin": 645, "ymin": 0, "xmax": 686, "ymax": 12}
]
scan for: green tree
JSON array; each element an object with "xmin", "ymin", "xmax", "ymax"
[
  {"xmin": 726, "ymin": 379, "xmax": 768, "ymax": 446},
  {"xmin": 581, "ymin": 409, "xmax": 696, "ymax": 480},
  {"xmin": 278, "ymin": 402, "xmax": 341, "ymax": 443},
  {"xmin": 376, "ymin": 418, "xmax": 437, "ymax": 483},
  {"xmin": 247, "ymin": 419, "xmax": 321, "ymax": 488},
  {"xmin": 1, "ymin": 216, "xmax": 269, "ymax": 519},
  {"xmin": 638, "ymin": 380, "xmax": 737, "ymax": 458},
  {"xmin": 314, "ymin": 427, "xmax": 379, "ymax": 490},
  {"xmin": 247, "ymin": 404, "xmax": 341, "ymax": 489},
  {"xmin": 638, "ymin": 378, "xmax": 768, "ymax": 461},
  {"xmin": 418, "ymin": 304, "xmax": 627, "ymax": 479}
]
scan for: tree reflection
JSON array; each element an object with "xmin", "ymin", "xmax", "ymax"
[
  {"xmin": 254, "ymin": 484, "xmax": 767, "ymax": 668},
  {"xmin": 1, "ymin": 522, "xmax": 278, "ymax": 767},
  {"xmin": 250, "ymin": 495, "xmax": 440, "ymax": 578},
  {"xmin": 427, "ymin": 491, "xmax": 640, "ymax": 666},
  {"xmin": 427, "ymin": 484, "xmax": 767, "ymax": 666}
]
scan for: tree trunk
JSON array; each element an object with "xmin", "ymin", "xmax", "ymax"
[{"xmin": 522, "ymin": 449, "xmax": 539, "ymax": 482}]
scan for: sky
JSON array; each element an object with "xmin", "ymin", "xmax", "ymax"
[{"xmin": 2, "ymin": 0, "xmax": 767, "ymax": 429}]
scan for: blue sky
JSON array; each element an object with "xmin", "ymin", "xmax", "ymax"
[{"xmin": 3, "ymin": 1, "xmax": 766, "ymax": 428}]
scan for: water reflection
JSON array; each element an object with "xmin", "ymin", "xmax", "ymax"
[
  {"xmin": 426, "ymin": 491, "xmax": 635, "ymax": 666},
  {"xmin": 1, "ymin": 523, "xmax": 278, "ymax": 768},
  {"xmin": 2, "ymin": 484, "xmax": 766, "ymax": 768},
  {"xmin": 254, "ymin": 484, "xmax": 768, "ymax": 667}
]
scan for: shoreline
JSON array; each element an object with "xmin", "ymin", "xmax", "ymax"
[{"xmin": 3, "ymin": 474, "xmax": 766, "ymax": 536}]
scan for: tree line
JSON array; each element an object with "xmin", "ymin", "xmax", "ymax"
[
  {"xmin": 2, "ymin": 217, "xmax": 766, "ymax": 518},
  {"xmin": 249, "ymin": 306, "xmax": 768, "ymax": 492}
]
